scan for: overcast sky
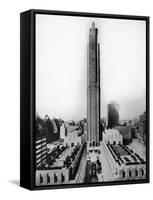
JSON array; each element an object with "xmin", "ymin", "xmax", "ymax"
[{"xmin": 36, "ymin": 14, "xmax": 146, "ymax": 121}]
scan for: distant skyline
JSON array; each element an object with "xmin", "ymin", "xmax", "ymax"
[{"xmin": 36, "ymin": 14, "xmax": 146, "ymax": 121}]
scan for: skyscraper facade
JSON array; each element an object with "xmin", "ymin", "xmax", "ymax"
[
  {"xmin": 87, "ymin": 22, "xmax": 101, "ymax": 147},
  {"xmin": 107, "ymin": 101, "xmax": 119, "ymax": 128}
]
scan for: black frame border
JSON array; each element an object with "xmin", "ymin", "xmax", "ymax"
[{"xmin": 20, "ymin": 9, "xmax": 150, "ymax": 190}]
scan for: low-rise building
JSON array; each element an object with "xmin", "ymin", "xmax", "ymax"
[
  {"xmin": 104, "ymin": 143, "xmax": 146, "ymax": 181},
  {"xmin": 115, "ymin": 125, "xmax": 132, "ymax": 145},
  {"xmin": 60, "ymin": 123, "xmax": 86, "ymax": 147},
  {"xmin": 35, "ymin": 143, "xmax": 86, "ymax": 186},
  {"xmin": 103, "ymin": 129, "xmax": 123, "ymax": 145}
]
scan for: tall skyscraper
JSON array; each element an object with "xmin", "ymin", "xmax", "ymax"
[
  {"xmin": 107, "ymin": 101, "xmax": 119, "ymax": 128},
  {"xmin": 87, "ymin": 22, "xmax": 101, "ymax": 147}
]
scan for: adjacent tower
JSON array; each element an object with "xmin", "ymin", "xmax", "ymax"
[
  {"xmin": 87, "ymin": 22, "xmax": 101, "ymax": 147},
  {"xmin": 107, "ymin": 101, "xmax": 119, "ymax": 128}
]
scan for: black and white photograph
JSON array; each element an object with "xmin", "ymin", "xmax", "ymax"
[
  {"xmin": 0, "ymin": 0, "xmax": 153, "ymax": 198},
  {"xmin": 34, "ymin": 12, "xmax": 149, "ymax": 187}
]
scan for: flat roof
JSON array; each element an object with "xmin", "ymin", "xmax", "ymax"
[{"xmin": 109, "ymin": 144, "xmax": 145, "ymax": 166}]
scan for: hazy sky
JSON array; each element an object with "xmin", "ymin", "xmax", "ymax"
[{"xmin": 36, "ymin": 14, "xmax": 146, "ymax": 121}]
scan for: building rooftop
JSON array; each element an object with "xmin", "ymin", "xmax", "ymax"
[
  {"xmin": 111, "ymin": 145, "xmax": 128, "ymax": 156},
  {"xmin": 51, "ymin": 147, "xmax": 75, "ymax": 169},
  {"xmin": 108, "ymin": 144, "xmax": 145, "ymax": 166}
]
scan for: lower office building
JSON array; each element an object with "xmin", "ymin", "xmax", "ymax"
[
  {"xmin": 102, "ymin": 130, "xmax": 146, "ymax": 181},
  {"xmin": 35, "ymin": 137, "xmax": 47, "ymax": 169},
  {"xmin": 35, "ymin": 143, "xmax": 86, "ymax": 185}
]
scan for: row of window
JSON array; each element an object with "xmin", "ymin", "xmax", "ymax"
[
  {"xmin": 36, "ymin": 154, "xmax": 46, "ymax": 164},
  {"xmin": 36, "ymin": 159, "xmax": 46, "ymax": 168},
  {"xmin": 36, "ymin": 146, "xmax": 47, "ymax": 154},
  {"xmin": 121, "ymin": 168, "xmax": 145, "ymax": 178},
  {"xmin": 35, "ymin": 138, "xmax": 46, "ymax": 144},
  {"xmin": 36, "ymin": 150, "xmax": 47, "ymax": 159},
  {"xmin": 39, "ymin": 172, "xmax": 65, "ymax": 184},
  {"xmin": 36, "ymin": 142, "xmax": 47, "ymax": 150}
]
